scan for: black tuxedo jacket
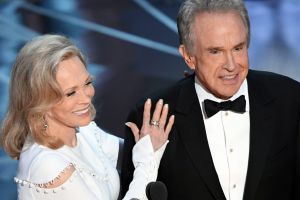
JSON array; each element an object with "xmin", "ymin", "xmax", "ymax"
[{"xmin": 121, "ymin": 70, "xmax": 300, "ymax": 200}]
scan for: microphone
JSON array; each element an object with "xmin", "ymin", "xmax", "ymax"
[{"xmin": 146, "ymin": 181, "xmax": 168, "ymax": 200}]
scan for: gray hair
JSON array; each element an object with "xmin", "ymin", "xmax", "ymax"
[
  {"xmin": 177, "ymin": 0, "xmax": 250, "ymax": 54},
  {"xmin": 1, "ymin": 34, "xmax": 95, "ymax": 159}
]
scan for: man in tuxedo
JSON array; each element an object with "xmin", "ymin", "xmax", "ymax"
[{"xmin": 121, "ymin": 0, "xmax": 300, "ymax": 199}]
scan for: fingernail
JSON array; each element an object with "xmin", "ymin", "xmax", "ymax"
[
  {"xmin": 125, "ymin": 122, "xmax": 130, "ymax": 127},
  {"xmin": 165, "ymin": 104, "xmax": 169, "ymax": 108},
  {"xmin": 159, "ymin": 99, "xmax": 163, "ymax": 104},
  {"xmin": 146, "ymin": 98, "xmax": 151, "ymax": 104}
]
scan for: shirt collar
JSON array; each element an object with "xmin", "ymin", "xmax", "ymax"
[{"xmin": 194, "ymin": 76, "xmax": 250, "ymax": 112}]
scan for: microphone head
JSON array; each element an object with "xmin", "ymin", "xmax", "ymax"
[{"xmin": 146, "ymin": 181, "xmax": 168, "ymax": 200}]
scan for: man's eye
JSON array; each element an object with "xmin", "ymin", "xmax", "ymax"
[
  {"xmin": 234, "ymin": 46, "xmax": 243, "ymax": 51},
  {"xmin": 66, "ymin": 91, "xmax": 75, "ymax": 97},
  {"xmin": 209, "ymin": 49, "xmax": 219, "ymax": 54}
]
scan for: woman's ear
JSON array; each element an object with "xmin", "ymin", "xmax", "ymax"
[
  {"xmin": 45, "ymin": 110, "xmax": 53, "ymax": 120},
  {"xmin": 178, "ymin": 45, "xmax": 196, "ymax": 70}
]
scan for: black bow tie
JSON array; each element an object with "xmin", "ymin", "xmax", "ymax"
[{"xmin": 204, "ymin": 95, "xmax": 246, "ymax": 118}]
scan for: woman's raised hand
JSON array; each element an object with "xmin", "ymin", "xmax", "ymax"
[{"xmin": 126, "ymin": 99, "xmax": 175, "ymax": 151}]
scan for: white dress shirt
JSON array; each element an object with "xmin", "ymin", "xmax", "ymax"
[{"xmin": 195, "ymin": 77, "xmax": 250, "ymax": 200}]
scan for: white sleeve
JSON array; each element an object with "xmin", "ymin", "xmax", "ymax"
[
  {"xmin": 16, "ymin": 152, "xmax": 99, "ymax": 200},
  {"xmin": 18, "ymin": 171, "xmax": 99, "ymax": 200},
  {"xmin": 123, "ymin": 135, "xmax": 168, "ymax": 200},
  {"xmin": 29, "ymin": 152, "xmax": 71, "ymax": 184}
]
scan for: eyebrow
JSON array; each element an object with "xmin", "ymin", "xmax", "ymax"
[
  {"xmin": 206, "ymin": 41, "xmax": 246, "ymax": 51},
  {"xmin": 207, "ymin": 46, "xmax": 222, "ymax": 51},
  {"xmin": 233, "ymin": 42, "xmax": 246, "ymax": 48}
]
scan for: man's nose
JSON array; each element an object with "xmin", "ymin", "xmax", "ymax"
[{"xmin": 224, "ymin": 52, "xmax": 236, "ymax": 71}]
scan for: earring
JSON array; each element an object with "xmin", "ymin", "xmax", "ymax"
[
  {"xmin": 42, "ymin": 116, "xmax": 48, "ymax": 131},
  {"xmin": 43, "ymin": 123, "xmax": 48, "ymax": 131}
]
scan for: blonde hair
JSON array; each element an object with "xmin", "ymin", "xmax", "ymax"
[{"xmin": 0, "ymin": 34, "xmax": 96, "ymax": 159}]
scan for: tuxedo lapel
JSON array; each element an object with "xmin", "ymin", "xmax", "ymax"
[
  {"xmin": 174, "ymin": 75, "xmax": 226, "ymax": 200},
  {"xmin": 243, "ymin": 71, "xmax": 277, "ymax": 200}
]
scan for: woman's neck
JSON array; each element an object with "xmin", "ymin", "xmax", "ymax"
[{"xmin": 45, "ymin": 118, "xmax": 77, "ymax": 147}]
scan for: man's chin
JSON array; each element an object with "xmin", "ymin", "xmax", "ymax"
[{"xmin": 215, "ymin": 89, "xmax": 240, "ymax": 100}]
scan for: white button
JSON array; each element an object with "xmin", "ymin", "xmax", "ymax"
[
  {"xmin": 229, "ymin": 148, "xmax": 233, "ymax": 153},
  {"xmin": 224, "ymin": 111, "xmax": 228, "ymax": 116},
  {"xmin": 233, "ymin": 184, "xmax": 236, "ymax": 189}
]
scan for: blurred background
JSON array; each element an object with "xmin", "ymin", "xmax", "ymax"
[{"xmin": 0, "ymin": 0, "xmax": 300, "ymax": 199}]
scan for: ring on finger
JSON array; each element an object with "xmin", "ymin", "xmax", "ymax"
[{"xmin": 150, "ymin": 120, "xmax": 160, "ymax": 127}]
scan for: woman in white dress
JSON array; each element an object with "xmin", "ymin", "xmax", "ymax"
[{"xmin": 0, "ymin": 34, "xmax": 174, "ymax": 200}]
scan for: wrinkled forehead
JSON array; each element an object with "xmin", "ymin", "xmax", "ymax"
[{"xmin": 192, "ymin": 11, "xmax": 247, "ymax": 45}]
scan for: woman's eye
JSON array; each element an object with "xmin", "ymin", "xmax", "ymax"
[
  {"xmin": 66, "ymin": 91, "xmax": 76, "ymax": 97},
  {"xmin": 85, "ymin": 80, "xmax": 93, "ymax": 86}
]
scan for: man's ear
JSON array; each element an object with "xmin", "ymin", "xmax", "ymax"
[{"xmin": 179, "ymin": 45, "xmax": 196, "ymax": 70}]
